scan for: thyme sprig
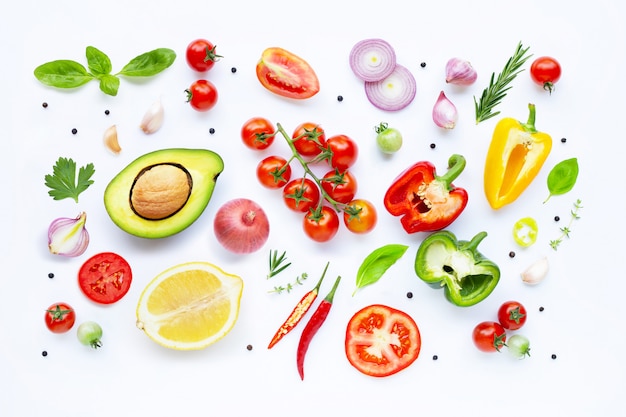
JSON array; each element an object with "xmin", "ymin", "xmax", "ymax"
[
  {"xmin": 474, "ymin": 42, "xmax": 532, "ymax": 124},
  {"xmin": 550, "ymin": 199, "xmax": 583, "ymax": 250},
  {"xmin": 267, "ymin": 250, "xmax": 292, "ymax": 279},
  {"xmin": 269, "ymin": 273, "xmax": 309, "ymax": 294}
]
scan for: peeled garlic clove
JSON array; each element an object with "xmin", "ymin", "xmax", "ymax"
[
  {"xmin": 432, "ymin": 91, "xmax": 458, "ymax": 129},
  {"xmin": 140, "ymin": 98, "xmax": 164, "ymax": 134},
  {"xmin": 445, "ymin": 58, "xmax": 477, "ymax": 86},
  {"xmin": 521, "ymin": 256, "xmax": 549, "ymax": 285},
  {"xmin": 103, "ymin": 124, "xmax": 121, "ymax": 154},
  {"xmin": 48, "ymin": 212, "xmax": 90, "ymax": 257}
]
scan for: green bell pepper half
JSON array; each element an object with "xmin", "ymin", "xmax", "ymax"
[{"xmin": 414, "ymin": 230, "xmax": 500, "ymax": 307}]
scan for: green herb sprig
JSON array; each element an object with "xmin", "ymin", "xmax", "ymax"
[
  {"xmin": 550, "ymin": 199, "xmax": 583, "ymax": 250},
  {"xmin": 267, "ymin": 250, "xmax": 292, "ymax": 279},
  {"xmin": 34, "ymin": 46, "xmax": 176, "ymax": 96},
  {"xmin": 44, "ymin": 157, "xmax": 95, "ymax": 202},
  {"xmin": 269, "ymin": 273, "xmax": 309, "ymax": 294},
  {"xmin": 474, "ymin": 42, "xmax": 532, "ymax": 124}
]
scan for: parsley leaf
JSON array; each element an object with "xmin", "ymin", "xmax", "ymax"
[{"xmin": 44, "ymin": 157, "xmax": 95, "ymax": 202}]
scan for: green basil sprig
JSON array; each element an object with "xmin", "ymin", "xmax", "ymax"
[
  {"xmin": 544, "ymin": 157, "xmax": 579, "ymax": 203},
  {"xmin": 34, "ymin": 46, "xmax": 176, "ymax": 96},
  {"xmin": 353, "ymin": 244, "xmax": 408, "ymax": 296}
]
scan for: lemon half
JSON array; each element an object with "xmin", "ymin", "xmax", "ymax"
[{"xmin": 136, "ymin": 262, "xmax": 243, "ymax": 350}]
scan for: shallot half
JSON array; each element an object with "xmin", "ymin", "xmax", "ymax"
[
  {"xmin": 48, "ymin": 212, "xmax": 90, "ymax": 257},
  {"xmin": 214, "ymin": 198, "xmax": 270, "ymax": 254},
  {"xmin": 445, "ymin": 58, "xmax": 477, "ymax": 86},
  {"xmin": 432, "ymin": 91, "xmax": 458, "ymax": 129}
]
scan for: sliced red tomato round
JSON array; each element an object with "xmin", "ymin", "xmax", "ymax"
[
  {"xmin": 345, "ymin": 304, "xmax": 421, "ymax": 377},
  {"xmin": 78, "ymin": 252, "xmax": 133, "ymax": 304},
  {"xmin": 255, "ymin": 47, "xmax": 320, "ymax": 99}
]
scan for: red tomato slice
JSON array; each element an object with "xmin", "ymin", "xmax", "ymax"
[
  {"xmin": 255, "ymin": 47, "xmax": 320, "ymax": 99},
  {"xmin": 345, "ymin": 304, "xmax": 421, "ymax": 377},
  {"xmin": 78, "ymin": 252, "xmax": 132, "ymax": 304}
]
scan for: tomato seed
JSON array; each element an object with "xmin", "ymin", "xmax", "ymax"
[
  {"xmin": 71, "ymin": 128, "xmax": 78, "ymax": 135},
  {"xmin": 42, "ymin": 351, "xmax": 48, "ymax": 357},
  {"xmin": 42, "ymin": 102, "xmax": 48, "ymax": 108},
  {"xmin": 337, "ymin": 95, "xmax": 344, "ymax": 102},
  {"xmin": 209, "ymin": 128, "xmax": 215, "ymax": 134},
  {"xmin": 246, "ymin": 344, "xmax": 253, "ymax": 351},
  {"xmin": 48, "ymin": 272, "xmax": 54, "ymax": 279},
  {"xmin": 509, "ymin": 251, "xmax": 516, "ymax": 258}
]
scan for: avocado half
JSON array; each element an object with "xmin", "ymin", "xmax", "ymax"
[{"xmin": 104, "ymin": 148, "xmax": 224, "ymax": 239}]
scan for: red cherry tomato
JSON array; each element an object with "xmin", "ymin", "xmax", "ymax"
[
  {"xmin": 472, "ymin": 321, "xmax": 506, "ymax": 353},
  {"xmin": 326, "ymin": 135, "xmax": 358, "ymax": 171},
  {"xmin": 257, "ymin": 155, "xmax": 292, "ymax": 189},
  {"xmin": 497, "ymin": 301, "xmax": 527, "ymax": 330},
  {"xmin": 241, "ymin": 117, "xmax": 276, "ymax": 150},
  {"xmin": 255, "ymin": 47, "xmax": 320, "ymax": 99},
  {"xmin": 530, "ymin": 56, "xmax": 561, "ymax": 93},
  {"xmin": 291, "ymin": 122, "xmax": 326, "ymax": 158},
  {"xmin": 78, "ymin": 252, "xmax": 133, "ymax": 305},
  {"xmin": 321, "ymin": 170, "xmax": 357, "ymax": 204},
  {"xmin": 343, "ymin": 199, "xmax": 377, "ymax": 234},
  {"xmin": 303, "ymin": 206, "xmax": 339, "ymax": 242},
  {"xmin": 345, "ymin": 304, "xmax": 421, "ymax": 377},
  {"xmin": 44, "ymin": 302, "xmax": 76, "ymax": 334},
  {"xmin": 185, "ymin": 39, "xmax": 222, "ymax": 72},
  {"xmin": 283, "ymin": 178, "xmax": 320, "ymax": 212},
  {"xmin": 186, "ymin": 79, "xmax": 218, "ymax": 112}
]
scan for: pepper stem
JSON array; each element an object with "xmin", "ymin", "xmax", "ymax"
[
  {"xmin": 436, "ymin": 154, "xmax": 467, "ymax": 187},
  {"xmin": 460, "ymin": 231, "xmax": 488, "ymax": 252},
  {"xmin": 520, "ymin": 103, "xmax": 538, "ymax": 133},
  {"xmin": 313, "ymin": 262, "xmax": 330, "ymax": 292},
  {"xmin": 323, "ymin": 276, "xmax": 342, "ymax": 303}
]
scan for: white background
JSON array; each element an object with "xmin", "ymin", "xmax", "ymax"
[{"xmin": 1, "ymin": 0, "xmax": 624, "ymax": 415}]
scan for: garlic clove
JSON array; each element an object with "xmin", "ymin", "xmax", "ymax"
[
  {"xmin": 140, "ymin": 98, "xmax": 164, "ymax": 134},
  {"xmin": 103, "ymin": 124, "xmax": 121, "ymax": 154},
  {"xmin": 432, "ymin": 91, "xmax": 458, "ymax": 129},
  {"xmin": 48, "ymin": 212, "xmax": 90, "ymax": 257},
  {"xmin": 521, "ymin": 256, "xmax": 549, "ymax": 285},
  {"xmin": 445, "ymin": 58, "xmax": 478, "ymax": 86}
]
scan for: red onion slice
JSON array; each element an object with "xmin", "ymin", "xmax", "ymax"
[
  {"xmin": 349, "ymin": 38, "xmax": 397, "ymax": 82},
  {"xmin": 364, "ymin": 65, "xmax": 417, "ymax": 111}
]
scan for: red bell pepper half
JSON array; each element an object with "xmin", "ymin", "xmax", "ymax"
[{"xmin": 384, "ymin": 154, "xmax": 468, "ymax": 233}]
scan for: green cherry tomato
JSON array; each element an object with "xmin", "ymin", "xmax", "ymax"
[
  {"xmin": 77, "ymin": 321, "xmax": 103, "ymax": 349},
  {"xmin": 512, "ymin": 217, "xmax": 538, "ymax": 247},
  {"xmin": 506, "ymin": 334, "xmax": 531, "ymax": 359},
  {"xmin": 375, "ymin": 122, "xmax": 402, "ymax": 154}
]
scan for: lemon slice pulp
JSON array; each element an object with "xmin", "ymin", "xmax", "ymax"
[{"xmin": 136, "ymin": 262, "xmax": 243, "ymax": 350}]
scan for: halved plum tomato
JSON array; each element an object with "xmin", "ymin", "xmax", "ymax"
[
  {"xmin": 256, "ymin": 47, "xmax": 320, "ymax": 99},
  {"xmin": 78, "ymin": 252, "xmax": 132, "ymax": 304},
  {"xmin": 345, "ymin": 304, "xmax": 421, "ymax": 377}
]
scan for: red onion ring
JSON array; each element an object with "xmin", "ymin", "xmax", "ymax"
[
  {"xmin": 349, "ymin": 38, "xmax": 397, "ymax": 82},
  {"xmin": 364, "ymin": 65, "xmax": 416, "ymax": 111}
]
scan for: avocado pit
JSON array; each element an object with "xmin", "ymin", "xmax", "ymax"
[{"xmin": 130, "ymin": 163, "xmax": 192, "ymax": 220}]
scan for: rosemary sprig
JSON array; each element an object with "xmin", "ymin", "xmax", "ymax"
[
  {"xmin": 550, "ymin": 199, "xmax": 583, "ymax": 250},
  {"xmin": 267, "ymin": 250, "xmax": 292, "ymax": 279},
  {"xmin": 269, "ymin": 273, "xmax": 309, "ymax": 294},
  {"xmin": 474, "ymin": 42, "xmax": 532, "ymax": 124}
]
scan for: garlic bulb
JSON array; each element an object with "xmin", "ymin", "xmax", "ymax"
[
  {"xmin": 521, "ymin": 256, "xmax": 549, "ymax": 285},
  {"xmin": 48, "ymin": 212, "xmax": 90, "ymax": 257},
  {"xmin": 140, "ymin": 98, "xmax": 164, "ymax": 134},
  {"xmin": 432, "ymin": 91, "xmax": 458, "ymax": 129},
  {"xmin": 103, "ymin": 125, "xmax": 121, "ymax": 154},
  {"xmin": 445, "ymin": 58, "xmax": 477, "ymax": 85}
]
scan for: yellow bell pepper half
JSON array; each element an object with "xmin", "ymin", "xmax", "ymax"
[{"xmin": 484, "ymin": 103, "xmax": 552, "ymax": 209}]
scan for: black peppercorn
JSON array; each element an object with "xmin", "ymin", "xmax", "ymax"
[
  {"xmin": 231, "ymin": 67, "xmax": 237, "ymax": 73},
  {"xmin": 71, "ymin": 128, "xmax": 78, "ymax": 135},
  {"xmin": 42, "ymin": 102, "xmax": 48, "ymax": 108},
  {"xmin": 246, "ymin": 344, "xmax": 253, "ymax": 351},
  {"xmin": 337, "ymin": 95, "xmax": 343, "ymax": 102},
  {"xmin": 432, "ymin": 355, "xmax": 438, "ymax": 360},
  {"xmin": 554, "ymin": 216, "xmax": 560, "ymax": 222},
  {"xmin": 48, "ymin": 272, "xmax": 54, "ymax": 279},
  {"xmin": 561, "ymin": 137, "xmax": 567, "ymax": 143},
  {"xmin": 406, "ymin": 291, "xmax": 413, "ymax": 299},
  {"xmin": 539, "ymin": 306, "xmax": 544, "ymax": 312},
  {"xmin": 430, "ymin": 143, "xmax": 436, "ymax": 149},
  {"xmin": 104, "ymin": 109, "xmax": 110, "ymax": 115},
  {"xmin": 42, "ymin": 351, "xmax": 48, "ymax": 357},
  {"xmin": 420, "ymin": 62, "xmax": 427, "ymax": 68},
  {"xmin": 551, "ymin": 354, "xmax": 557, "ymax": 360},
  {"xmin": 209, "ymin": 128, "xmax": 215, "ymax": 135},
  {"xmin": 509, "ymin": 251, "xmax": 516, "ymax": 258}
]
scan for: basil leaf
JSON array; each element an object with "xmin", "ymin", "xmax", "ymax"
[
  {"xmin": 86, "ymin": 46, "xmax": 112, "ymax": 76},
  {"xmin": 544, "ymin": 158, "xmax": 579, "ymax": 203},
  {"xmin": 353, "ymin": 244, "xmax": 408, "ymax": 296},
  {"xmin": 33, "ymin": 60, "xmax": 93, "ymax": 88},
  {"xmin": 118, "ymin": 48, "xmax": 176, "ymax": 76},
  {"xmin": 98, "ymin": 74, "xmax": 120, "ymax": 96}
]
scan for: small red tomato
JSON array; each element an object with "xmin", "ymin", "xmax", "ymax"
[
  {"xmin": 326, "ymin": 135, "xmax": 358, "ymax": 171},
  {"xmin": 44, "ymin": 303, "xmax": 76, "ymax": 334},
  {"xmin": 472, "ymin": 321, "xmax": 506, "ymax": 353},
  {"xmin": 321, "ymin": 170, "xmax": 357, "ymax": 204},
  {"xmin": 292, "ymin": 122, "xmax": 326, "ymax": 158},
  {"xmin": 303, "ymin": 206, "xmax": 339, "ymax": 242},
  {"xmin": 283, "ymin": 178, "xmax": 320, "ymax": 212},
  {"xmin": 497, "ymin": 301, "xmax": 527, "ymax": 330},
  {"xmin": 186, "ymin": 79, "xmax": 218, "ymax": 112},
  {"xmin": 186, "ymin": 39, "xmax": 222, "ymax": 72},
  {"xmin": 78, "ymin": 252, "xmax": 133, "ymax": 305},
  {"xmin": 255, "ymin": 47, "xmax": 320, "ymax": 99},
  {"xmin": 530, "ymin": 56, "xmax": 561, "ymax": 93},
  {"xmin": 241, "ymin": 117, "xmax": 276, "ymax": 150},
  {"xmin": 256, "ymin": 155, "xmax": 291, "ymax": 189},
  {"xmin": 343, "ymin": 199, "xmax": 377, "ymax": 234}
]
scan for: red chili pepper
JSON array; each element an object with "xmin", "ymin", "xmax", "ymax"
[
  {"xmin": 267, "ymin": 262, "xmax": 330, "ymax": 349},
  {"xmin": 383, "ymin": 154, "xmax": 468, "ymax": 233},
  {"xmin": 296, "ymin": 275, "xmax": 341, "ymax": 380}
]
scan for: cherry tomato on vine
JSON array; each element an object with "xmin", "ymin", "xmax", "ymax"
[
  {"xmin": 292, "ymin": 122, "xmax": 326, "ymax": 157},
  {"xmin": 186, "ymin": 79, "xmax": 218, "ymax": 112},
  {"xmin": 44, "ymin": 302, "xmax": 76, "ymax": 334},
  {"xmin": 326, "ymin": 134, "xmax": 358, "ymax": 171},
  {"xmin": 78, "ymin": 252, "xmax": 133, "ymax": 305},
  {"xmin": 497, "ymin": 301, "xmax": 527, "ymax": 330},
  {"xmin": 472, "ymin": 321, "xmax": 506, "ymax": 353},
  {"xmin": 241, "ymin": 117, "xmax": 276, "ymax": 150},
  {"xmin": 257, "ymin": 155, "xmax": 292, "ymax": 189},
  {"xmin": 343, "ymin": 199, "xmax": 377, "ymax": 234},
  {"xmin": 530, "ymin": 56, "xmax": 561, "ymax": 93},
  {"xmin": 255, "ymin": 47, "xmax": 320, "ymax": 99},
  {"xmin": 283, "ymin": 178, "xmax": 320, "ymax": 212},
  {"xmin": 303, "ymin": 206, "xmax": 339, "ymax": 242},
  {"xmin": 321, "ymin": 170, "xmax": 357, "ymax": 204},
  {"xmin": 185, "ymin": 39, "xmax": 222, "ymax": 72}
]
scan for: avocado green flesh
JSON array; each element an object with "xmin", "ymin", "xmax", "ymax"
[{"xmin": 104, "ymin": 148, "xmax": 224, "ymax": 239}]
